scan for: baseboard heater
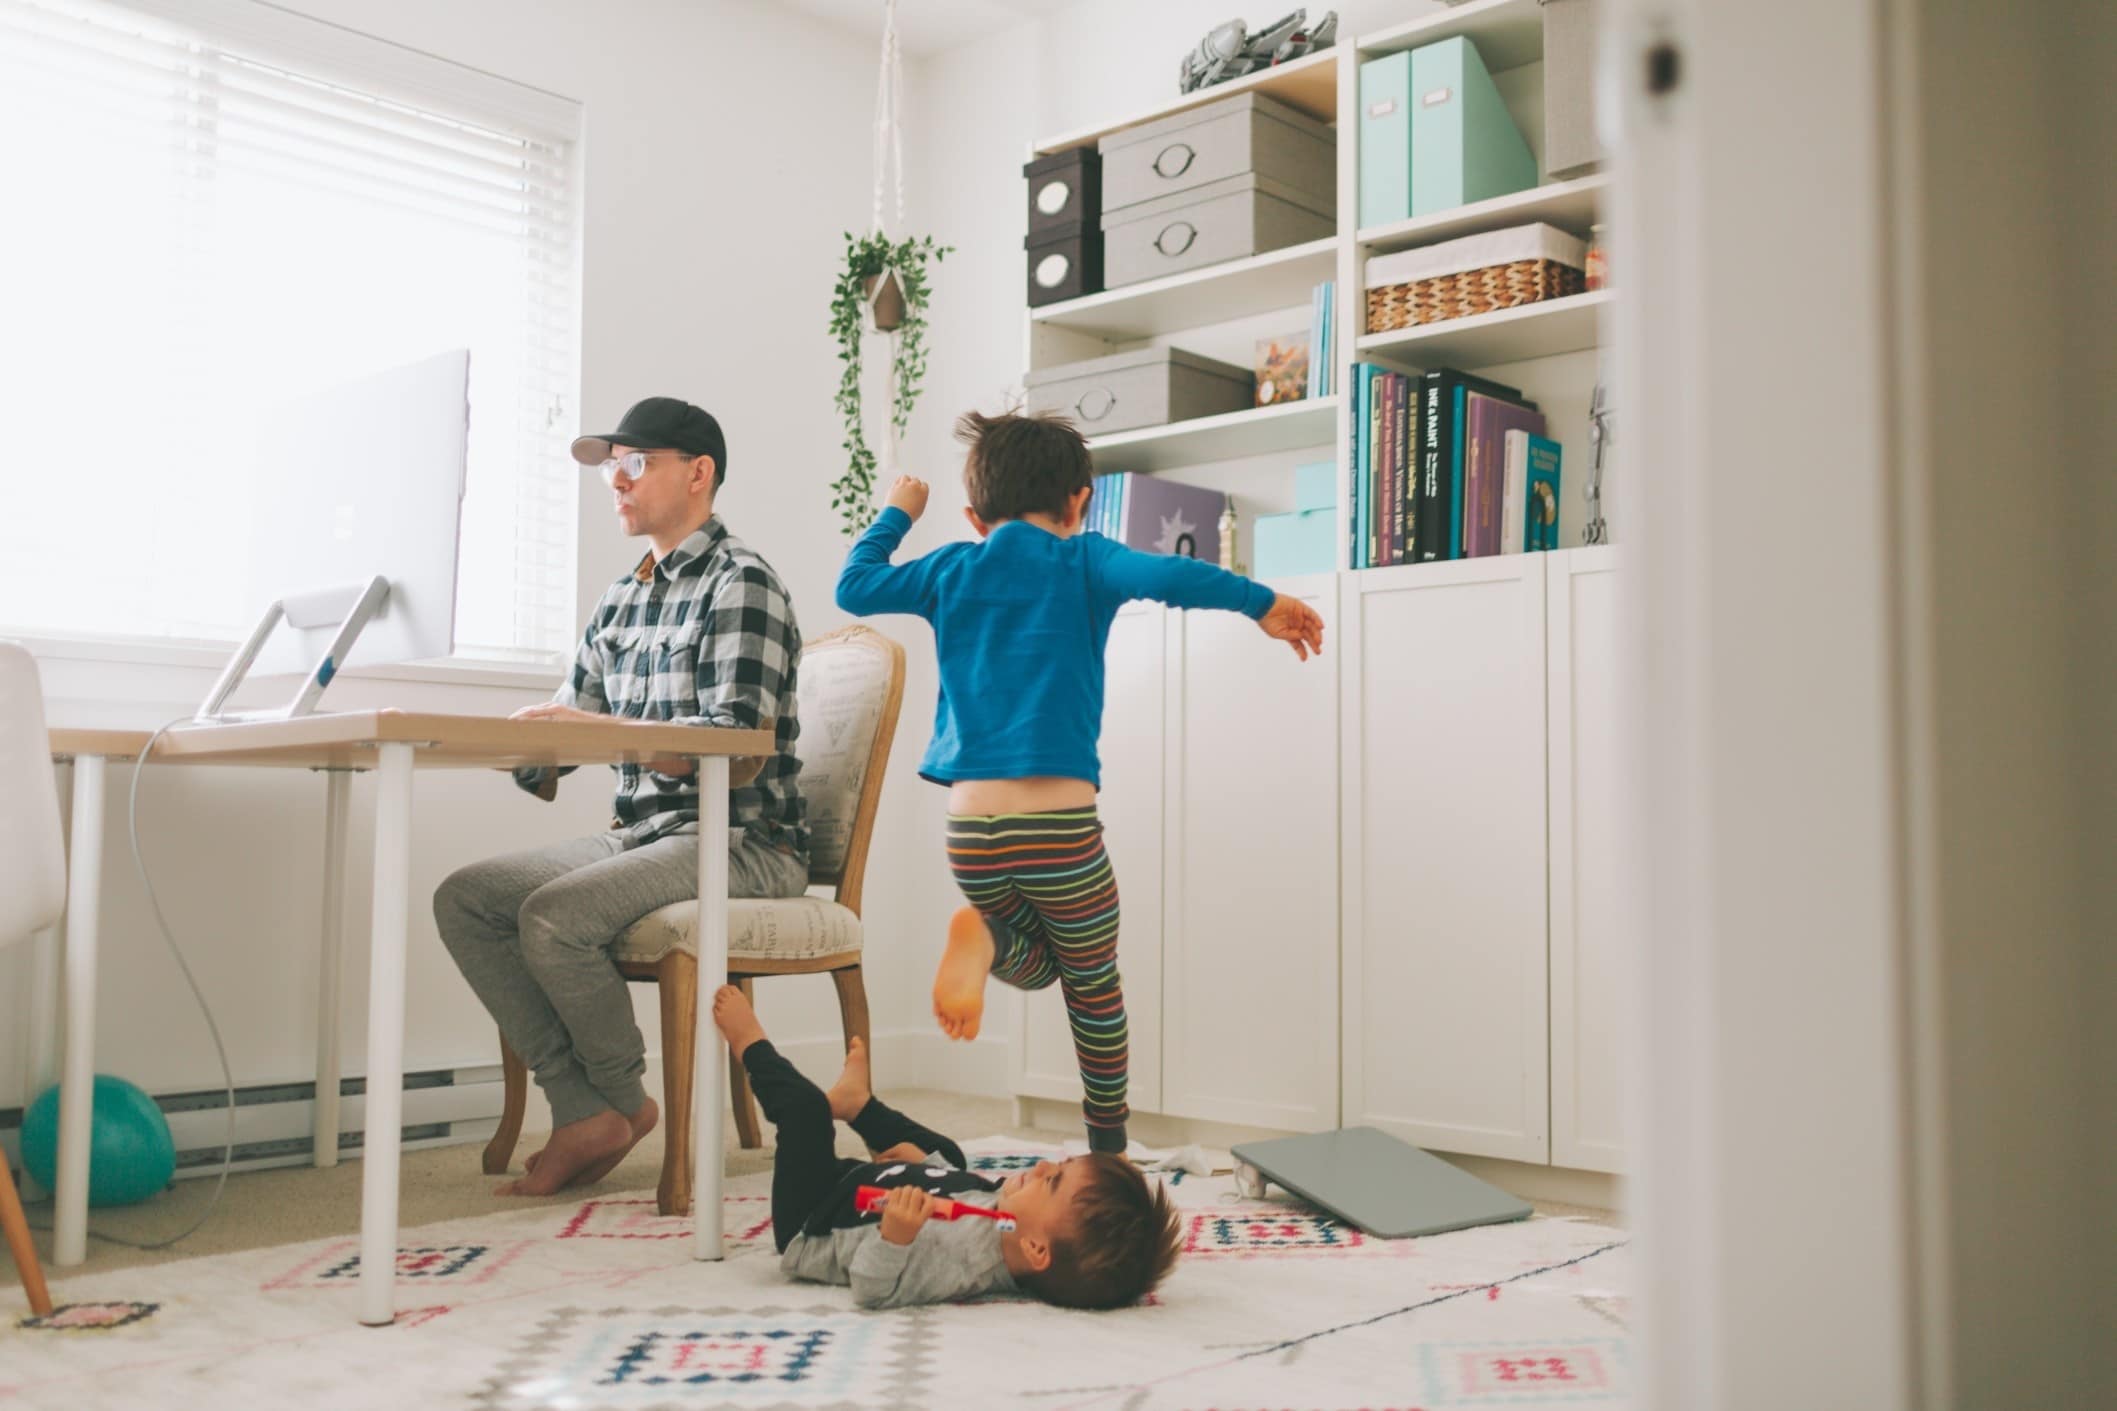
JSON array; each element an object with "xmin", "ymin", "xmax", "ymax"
[{"xmin": 0, "ymin": 1064, "xmax": 508, "ymax": 1180}]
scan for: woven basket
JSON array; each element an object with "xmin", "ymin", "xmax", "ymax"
[{"xmin": 1366, "ymin": 257, "xmax": 1586, "ymax": 333}]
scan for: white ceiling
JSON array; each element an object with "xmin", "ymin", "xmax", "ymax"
[{"xmin": 769, "ymin": 0, "xmax": 1081, "ymax": 57}]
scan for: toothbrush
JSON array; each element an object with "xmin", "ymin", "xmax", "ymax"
[{"xmin": 855, "ymin": 1185, "xmax": 1017, "ymax": 1232}]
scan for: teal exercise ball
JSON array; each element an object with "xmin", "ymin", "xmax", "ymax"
[{"xmin": 20, "ymin": 1076, "xmax": 177, "ymax": 1207}]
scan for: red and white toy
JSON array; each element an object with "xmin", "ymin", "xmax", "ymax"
[{"xmin": 855, "ymin": 1184, "xmax": 1016, "ymax": 1232}]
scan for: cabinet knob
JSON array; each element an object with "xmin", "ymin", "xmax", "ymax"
[
  {"xmin": 1152, "ymin": 142, "xmax": 1196, "ymax": 179},
  {"xmin": 1154, "ymin": 221, "xmax": 1198, "ymax": 257}
]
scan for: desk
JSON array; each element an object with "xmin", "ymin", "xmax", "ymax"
[{"xmin": 44, "ymin": 711, "xmax": 772, "ymax": 1325}]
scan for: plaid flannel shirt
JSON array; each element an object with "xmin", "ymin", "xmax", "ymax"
[{"xmin": 515, "ymin": 518, "xmax": 807, "ymax": 854}]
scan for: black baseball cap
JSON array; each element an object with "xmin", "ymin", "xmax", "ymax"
[{"xmin": 571, "ymin": 397, "xmax": 727, "ymax": 482}]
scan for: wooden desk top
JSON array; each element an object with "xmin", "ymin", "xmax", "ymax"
[{"xmin": 49, "ymin": 711, "xmax": 775, "ymax": 782}]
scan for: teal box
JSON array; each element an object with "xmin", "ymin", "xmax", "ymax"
[
  {"xmin": 1254, "ymin": 507, "xmax": 1338, "ymax": 579},
  {"xmin": 1294, "ymin": 460, "xmax": 1337, "ymax": 512},
  {"xmin": 1358, "ymin": 52, "xmax": 1413, "ymax": 229},
  {"xmin": 1410, "ymin": 36, "xmax": 1538, "ymax": 218}
]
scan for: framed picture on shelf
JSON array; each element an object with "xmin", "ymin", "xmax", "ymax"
[{"xmin": 1255, "ymin": 329, "xmax": 1311, "ymax": 406}]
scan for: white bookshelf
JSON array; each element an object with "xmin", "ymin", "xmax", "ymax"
[
  {"xmin": 1356, "ymin": 289, "xmax": 1611, "ymax": 368},
  {"xmin": 1031, "ymin": 238, "xmax": 1337, "ymax": 342},
  {"xmin": 1359, "ymin": 175, "xmax": 1606, "ymax": 254},
  {"xmin": 1357, "ymin": 0, "xmax": 1546, "ymax": 68},
  {"xmin": 1021, "ymin": 0, "xmax": 1604, "ymax": 565},
  {"xmin": 1084, "ymin": 396, "xmax": 1341, "ymax": 477}
]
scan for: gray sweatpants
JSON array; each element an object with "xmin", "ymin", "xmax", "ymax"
[{"xmin": 434, "ymin": 829, "xmax": 810, "ymax": 1129}]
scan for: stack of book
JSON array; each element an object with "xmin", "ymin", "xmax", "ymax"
[
  {"xmin": 1345, "ymin": 364, "xmax": 1562, "ymax": 568},
  {"xmin": 1085, "ymin": 472, "xmax": 1226, "ymax": 562}
]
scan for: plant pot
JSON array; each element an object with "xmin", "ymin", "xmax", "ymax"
[{"xmin": 862, "ymin": 268, "xmax": 908, "ymax": 332}]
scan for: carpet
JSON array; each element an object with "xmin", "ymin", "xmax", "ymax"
[{"xmin": 1, "ymin": 1137, "xmax": 1633, "ymax": 1410}]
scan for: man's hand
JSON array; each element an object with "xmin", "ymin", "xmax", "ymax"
[
  {"xmin": 646, "ymin": 754, "xmax": 695, "ymax": 777},
  {"xmin": 511, "ymin": 702, "xmax": 602, "ymax": 724},
  {"xmin": 885, "ymin": 475, "xmax": 929, "ymax": 522},
  {"xmin": 1257, "ymin": 594, "xmax": 1326, "ymax": 661},
  {"xmin": 877, "ymin": 1186, "xmax": 935, "ymax": 1246}
]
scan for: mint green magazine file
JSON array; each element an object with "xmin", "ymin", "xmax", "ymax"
[
  {"xmin": 1410, "ymin": 36, "xmax": 1538, "ymax": 218},
  {"xmin": 1358, "ymin": 52, "xmax": 1413, "ymax": 229}
]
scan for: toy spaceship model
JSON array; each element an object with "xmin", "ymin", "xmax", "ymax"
[{"xmin": 1179, "ymin": 9, "xmax": 1338, "ymax": 94}]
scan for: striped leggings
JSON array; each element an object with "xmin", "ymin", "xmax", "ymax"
[{"xmin": 946, "ymin": 809, "xmax": 1127, "ymax": 1144}]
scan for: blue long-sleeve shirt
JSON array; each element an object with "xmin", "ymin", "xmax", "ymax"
[{"xmin": 836, "ymin": 507, "xmax": 1275, "ymax": 788}]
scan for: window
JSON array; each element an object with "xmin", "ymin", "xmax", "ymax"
[{"xmin": 0, "ymin": 0, "xmax": 581, "ymax": 662}]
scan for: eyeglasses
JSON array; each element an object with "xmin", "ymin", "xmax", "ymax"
[{"xmin": 597, "ymin": 450, "xmax": 689, "ymax": 488}]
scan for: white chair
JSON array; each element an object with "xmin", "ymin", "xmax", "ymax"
[
  {"xmin": 484, "ymin": 626, "xmax": 907, "ymax": 1216},
  {"xmin": 0, "ymin": 643, "xmax": 62, "ymax": 1316}
]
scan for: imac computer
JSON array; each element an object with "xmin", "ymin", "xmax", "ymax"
[{"xmin": 195, "ymin": 349, "xmax": 469, "ymax": 722}]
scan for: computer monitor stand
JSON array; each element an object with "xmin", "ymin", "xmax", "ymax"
[{"xmin": 195, "ymin": 575, "xmax": 391, "ymax": 723}]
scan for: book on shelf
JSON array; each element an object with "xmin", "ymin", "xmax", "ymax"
[
  {"xmin": 1388, "ymin": 372, "xmax": 1411, "ymax": 566},
  {"xmin": 1463, "ymin": 390, "xmax": 1545, "ymax": 557},
  {"xmin": 1347, "ymin": 363, "xmax": 1372, "ymax": 568},
  {"xmin": 1501, "ymin": 430, "xmax": 1564, "ymax": 552},
  {"xmin": 1377, "ymin": 372, "xmax": 1397, "ymax": 568},
  {"xmin": 1367, "ymin": 369, "xmax": 1387, "ymax": 568},
  {"xmin": 1087, "ymin": 472, "xmax": 1224, "ymax": 561},
  {"xmin": 1416, "ymin": 368, "xmax": 1530, "ymax": 563}
]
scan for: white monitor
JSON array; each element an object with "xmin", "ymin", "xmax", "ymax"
[{"xmin": 197, "ymin": 349, "xmax": 469, "ymax": 720}]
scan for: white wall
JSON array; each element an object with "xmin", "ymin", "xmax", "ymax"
[{"xmin": 7, "ymin": 0, "xmax": 916, "ymax": 1114}]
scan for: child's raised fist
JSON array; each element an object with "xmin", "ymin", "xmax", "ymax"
[{"xmin": 886, "ymin": 475, "xmax": 929, "ymax": 522}]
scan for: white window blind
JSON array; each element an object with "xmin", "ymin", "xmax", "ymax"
[{"xmin": 0, "ymin": 0, "xmax": 580, "ymax": 662}]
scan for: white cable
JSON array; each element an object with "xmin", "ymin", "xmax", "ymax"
[{"xmin": 31, "ymin": 715, "xmax": 239, "ymax": 1249}]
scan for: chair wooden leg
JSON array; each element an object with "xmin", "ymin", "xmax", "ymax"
[
  {"xmin": 483, "ymin": 1035, "xmax": 528, "ymax": 1176},
  {"xmin": 728, "ymin": 977, "xmax": 763, "ymax": 1151},
  {"xmin": 831, "ymin": 965, "xmax": 873, "ymax": 1065},
  {"xmin": 1, "ymin": 1148, "xmax": 54, "ymax": 1318},
  {"xmin": 656, "ymin": 952, "xmax": 697, "ymax": 1217}
]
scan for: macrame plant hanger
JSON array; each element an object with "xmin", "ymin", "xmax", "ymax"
[{"xmin": 865, "ymin": 0, "xmax": 908, "ymax": 483}]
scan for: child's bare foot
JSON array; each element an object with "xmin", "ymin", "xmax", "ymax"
[
  {"xmin": 933, "ymin": 907, "xmax": 995, "ymax": 1041},
  {"xmin": 712, "ymin": 984, "xmax": 767, "ymax": 1060},
  {"xmin": 825, "ymin": 1036, "xmax": 871, "ymax": 1123},
  {"xmin": 497, "ymin": 1108, "xmax": 632, "ymax": 1197}
]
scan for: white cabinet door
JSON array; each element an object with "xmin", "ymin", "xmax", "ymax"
[
  {"xmin": 1341, "ymin": 557, "xmax": 1550, "ymax": 1162},
  {"xmin": 1161, "ymin": 574, "xmax": 1339, "ymax": 1131},
  {"xmin": 1009, "ymin": 601, "xmax": 1165, "ymax": 1115},
  {"xmin": 1548, "ymin": 547, "xmax": 1628, "ymax": 1172}
]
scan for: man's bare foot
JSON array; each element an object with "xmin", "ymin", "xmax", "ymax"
[
  {"xmin": 521, "ymin": 1095, "xmax": 659, "ymax": 1184},
  {"xmin": 933, "ymin": 907, "xmax": 995, "ymax": 1041},
  {"xmin": 712, "ymin": 984, "xmax": 768, "ymax": 1061},
  {"xmin": 825, "ymin": 1036, "xmax": 871, "ymax": 1123},
  {"xmin": 497, "ymin": 1108, "xmax": 632, "ymax": 1197}
]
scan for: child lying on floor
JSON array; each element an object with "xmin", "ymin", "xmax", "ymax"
[{"xmin": 710, "ymin": 984, "xmax": 1181, "ymax": 1310}]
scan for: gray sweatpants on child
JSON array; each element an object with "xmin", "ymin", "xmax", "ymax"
[{"xmin": 434, "ymin": 829, "xmax": 809, "ymax": 1128}]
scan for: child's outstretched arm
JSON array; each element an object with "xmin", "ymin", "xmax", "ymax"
[
  {"xmin": 1091, "ymin": 540, "xmax": 1325, "ymax": 660},
  {"xmin": 835, "ymin": 476, "xmax": 947, "ymax": 618}
]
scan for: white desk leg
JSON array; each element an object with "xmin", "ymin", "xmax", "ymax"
[
  {"xmin": 693, "ymin": 757, "xmax": 730, "ymax": 1261},
  {"xmin": 358, "ymin": 743, "xmax": 415, "ymax": 1326},
  {"xmin": 55, "ymin": 753, "xmax": 105, "ymax": 1268},
  {"xmin": 314, "ymin": 769, "xmax": 351, "ymax": 1169}
]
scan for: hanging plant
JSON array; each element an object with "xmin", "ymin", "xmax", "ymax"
[{"xmin": 829, "ymin": 230, "xmax": 949, "ymax": 538}]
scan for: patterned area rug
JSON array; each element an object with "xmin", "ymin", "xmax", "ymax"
[{"xmin": 1, "ymin": 1138, "xmax": 1632, "ymax": 1410}]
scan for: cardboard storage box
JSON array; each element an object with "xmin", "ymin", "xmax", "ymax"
[{"xmin": 1024, "ymin": 346, "xmax": 1252, "ymax": 436}]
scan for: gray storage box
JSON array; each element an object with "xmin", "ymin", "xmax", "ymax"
[
  {"xmin": 1099, "ymin": 91, "xmax": 1335, "ymax": 217},
  {"xmin": 1023, "ymin": 346, "xmax": 1252, "ymax": 437},
  {"xmin": 1102, "ymin": 172, "xmax": 1334, "ymax": 289},
  {"xmin": 1543, "ymin": 0, "xmax": 1606, "ymax": 178}
]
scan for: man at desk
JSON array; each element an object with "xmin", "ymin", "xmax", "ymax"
[{"xmin": 434, "ymin": 397, "xmax": 807, "ymax": 1196}]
